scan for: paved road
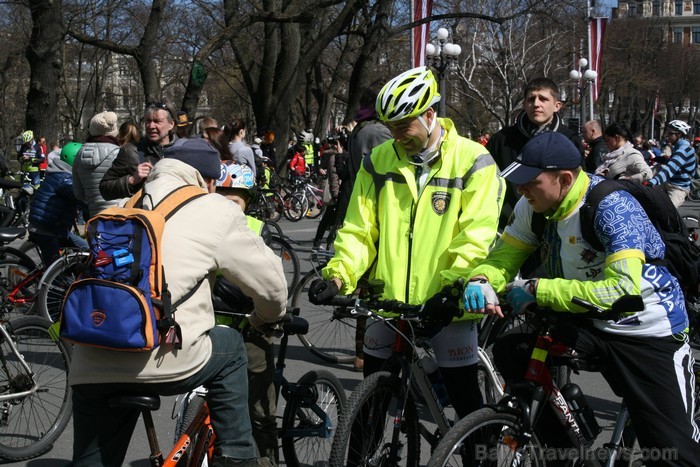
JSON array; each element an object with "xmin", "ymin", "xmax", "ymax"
[{"xmin": 2, "ymin": 217, "xmax": 694, "ymax": 466}]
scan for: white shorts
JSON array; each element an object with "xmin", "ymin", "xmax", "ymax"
[{"xmin": 363, "ymin": 319, "xmax": 479, "ymax": 367}]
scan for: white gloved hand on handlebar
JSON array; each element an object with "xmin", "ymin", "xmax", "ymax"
[{"xmin": 463, "ymin": 279, "xmax": 499, "ymax": 313}]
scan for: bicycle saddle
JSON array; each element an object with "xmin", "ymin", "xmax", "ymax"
[
  {"xmin": 0, "ymin": 227, "xmax": 25, "ymax": 244},
  {"xmin": 108, "ymin": 394, "xmax": 161, "ymax": 411}
]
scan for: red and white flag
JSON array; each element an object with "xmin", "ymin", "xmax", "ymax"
[
  {"xmin": 589, "ymin": 17, "xmax": 607, "ymax": 102},
  {"xmin": 412, "ymin": 0, "xmax": 433, "ymax": 67}
]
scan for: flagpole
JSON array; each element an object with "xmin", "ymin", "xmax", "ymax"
[
  {"xmin": 587, "ymin": 0, "xmax": 594, "ymax": 119},
  {"xmin": 410, "ymin": 0, "xmax": 416, "ymax": 67}
]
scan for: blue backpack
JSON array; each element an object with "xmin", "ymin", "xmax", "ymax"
[{"xmin": 60, "ymin": 185, "xmax": 206, "ymax": 351}]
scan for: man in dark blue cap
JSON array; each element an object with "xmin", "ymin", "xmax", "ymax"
[{"xmin": 462, "ymin": 131, "xmax": 700, "ymax": 466}]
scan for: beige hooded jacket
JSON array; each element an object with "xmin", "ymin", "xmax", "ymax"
[{"xmin": 69, "ymin": 159, "xmax": 287, "ymax": 385}]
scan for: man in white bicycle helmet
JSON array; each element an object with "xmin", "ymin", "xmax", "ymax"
[
  {"xmin": 649, "ymin": 119, "xmax": 697, "ymax": 207},
  {"xmin": 309, "ymin": 66, "xmax": 505, "ymax": 418}
]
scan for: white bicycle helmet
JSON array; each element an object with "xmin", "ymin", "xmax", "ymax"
[
  {"xmin": 667, "ymin": 120, "xmax": 691, "ymax": 136},
  {"xmin": 21, "ymin": 130, "xmax": 33, "ymax": 143},
  {"xmin": 376, "ymin": 67, "xmax": 441, "ymax": 122},
  {"xmin": 298, "ymin": 130, "xmax": 314, "ymax": 143},
  {"xmin": 216, "ymin": 161, "xmax": 255, "ymax": 189}
]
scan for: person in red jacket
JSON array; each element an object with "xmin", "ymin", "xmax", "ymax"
[{"xmin": 288, "ymin": 144, "xmax": 307, "ymax": 177}]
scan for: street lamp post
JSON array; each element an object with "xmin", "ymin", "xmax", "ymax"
[
  {"xmin": 569, "ymin": 57, "xmax": 598, "ymax": 134},
  {"xmin": 425, "ymin": 27, "xmax": 461, "ymax": 116}
]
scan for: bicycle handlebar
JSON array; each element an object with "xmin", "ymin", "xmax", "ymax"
[{"xmin": 328, "ymin": 296, "xmax": 424, "ymax": 321}]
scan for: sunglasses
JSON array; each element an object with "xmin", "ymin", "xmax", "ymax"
[{"xmin": 147, "ymin": 102, "xmax": 175, "ymax": 120}]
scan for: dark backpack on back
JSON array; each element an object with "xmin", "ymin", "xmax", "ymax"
[{"xmin": 533, "ymin": 179, "xmax": 700, "ymax": 299}]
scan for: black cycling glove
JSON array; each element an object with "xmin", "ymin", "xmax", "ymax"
[
  {"xmin": 422, "ymin": 283, "xmax": 463, "ymax": 328},
  {"xmin": 308, "ymin": 279, "xmax": 339, "ymax": 305}
]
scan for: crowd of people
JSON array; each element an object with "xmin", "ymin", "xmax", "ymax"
[{"xmin": 7, "ymin": 67, "xmax": 700, "ymax": 466}]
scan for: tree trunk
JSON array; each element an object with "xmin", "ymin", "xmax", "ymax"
[{"xmin": 25, "ymin": 0, "xmax": 64, "ymax": 143}]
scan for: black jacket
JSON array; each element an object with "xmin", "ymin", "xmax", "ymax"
[
  {"xmin": 486, "ymin": 113, "xmax": 584, "ymax": 228},
  {"xmin": 584, "ymin": 136, "xmax": 608, "ymax": 173},
  {"xmin": 99, "ymin": 137, "xmax": 178, "ymax": 200}
]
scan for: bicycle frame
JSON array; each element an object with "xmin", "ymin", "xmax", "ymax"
[
  {"xmin": 503, "ymin": 314, "xmax": 634, "ymax": 467},
  {"xmin": 341, "ymin": 305, "xmax": 504, "ymax": 464}
]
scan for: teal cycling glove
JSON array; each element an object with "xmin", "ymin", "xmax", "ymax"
[
  {"xmin": 505, "ymin": 279, "xmax": 537, "ymax": 315},
  {"xmin": 463, "ymin": 279, "xmax": 499, "ymax": 312}
]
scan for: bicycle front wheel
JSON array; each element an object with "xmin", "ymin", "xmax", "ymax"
[
  {"xmin": 292, "ymin": 267, "xmax": 356, "ymax": 364},
  {"xmin": 329, "ymin": 371, "xmax": 419, "ymax": 467},
  {"xmin": 283, "ymin": 193, "xmax": 308, "ymax": 222},
  {"xmin": 0, "ymin": 316, "xmax": 72, "ymax": 461},
  {"xmin": 281, "ymin": 369, "xmax": 347, "ymax": 467},
  {"xmin": 37, "ymin": 251, "xmax": 89, "ymax": 322},
  {"xmin": 429, "ymin": 407, "xmax": 545, "ymax": 467}
]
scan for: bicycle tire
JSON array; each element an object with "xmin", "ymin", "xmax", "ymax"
[
  {"xmin": 281, "ymin": 369, "xmax": 347, "ymax": 467},
  {"xmin": 174, "ymin": 394, "xmax": 208, "ymax": 467},
  {"xmin": 682, "ymin": 215, "xmax": 700, "ymax": 246},
  {"xmin": 429, "ymin": 407, "xmax": 545, "ymax": 466},
  {"xmin": 0, "ymin": 316, "xmax": 72, "ymax": 461},
  {"xmin": 329, "ymin": 371, "xmax": 419, "ymax": 467},
  {"xmin": 37, "ymin": 251, "xmax": 89, "ymax": 322},
  {"xmin": 0, "ymin": 246, "xmax": 37, "ymax": 270},
  {"xmin": 264, "ymin": 235, "xmax": 300, "ymax": 295},
  {"xmin": 283, "ymin": 193, "xmax": 307, "ymax": 222},
  {"xmin": 292, "ymin": 267, "xmax": 356, "ymax": 364},
  {"xmin": 263, "ymin": 219, "xmax": 284, "ymax": 240},
  {"xmin": 17, "ymin": 241, "xmax": 42, "ymax": 268}
]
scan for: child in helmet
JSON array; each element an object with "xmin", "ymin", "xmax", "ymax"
[
  {"xmin": 213, "ymin": 160, "xmax": 280, "ymax": 464},
  {"xmin": 28, "ymin": 142, "xmax": 88, "ymax": 265}
]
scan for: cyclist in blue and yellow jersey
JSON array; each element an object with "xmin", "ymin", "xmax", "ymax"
[
  {"xmin": 308, "ymin": 67, "xmax": 505, "ymax": 418},
  {"xmin": 465, "ymin": 131, "xmax": 700, "ymax": 466}
]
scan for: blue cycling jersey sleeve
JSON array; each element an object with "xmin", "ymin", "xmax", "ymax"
[{"xmin": 593, "ymin": 190, "xmax": 665, "ymax": 261}]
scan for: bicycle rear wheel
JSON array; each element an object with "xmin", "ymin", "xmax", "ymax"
[
  {"xmin": 0, "ymin": 316, "xmax": 72, "ymax": 461},
  {"xmin": 37, "ymin": 251, "xmax": 89, "ymax": 322},
  {"xmin": 329, "ymin": 371, "xmax": 419, "ymax": 467},
  {"xmin": 284, "ymin": 194, "xmax": 308, "ymax": 222},
  {"xmin": 264, "ymin": 235, "xmax": 300, "ymax": 295},
  {"xmin": 281, "ymin": 370, "xmax": 347, "ymax": 467},
  {"xmin": 429, "ymin": 407, "xmax": 545, "ymax": 466},
  {"xmin": 292, "ymin": 267, "xmax": 356, "ymax": 364}
]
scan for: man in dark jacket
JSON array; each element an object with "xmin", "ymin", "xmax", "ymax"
[
  {"xmin": 100, "ymin": 102, "xmax": 178, "ymax": 200},
  {"xmin": 28, "ymin": 143, "xmax": 87, "ymax": 266},
  {"xmin": 583, "ymin": 119, "xmax": 607, "ymax": 173},
  {"xmin": 487, "ymin": 78, "xmax": 584, "ymax": 229},
  {"xmin": 336, "ymin": 87, "xmax": 392, "ymax": 226}
]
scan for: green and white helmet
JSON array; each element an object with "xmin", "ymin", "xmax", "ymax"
[{"xmin": 376, "ymin": 67, "xmax": 441, "ymax": 122}]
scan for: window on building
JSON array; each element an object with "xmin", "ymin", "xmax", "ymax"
[
  {"xmin": 629, "ymin": 2, "xmax": 637, "ymax": 16},
  {"xmin": 676, "ymin": 0, "xmax": 683, "ymax": 15},
  {"xmin": 653, "ymin": 0, "xmax": 660, "ymax": 16},
  {"xmin": 674, "ymin": 27, "xmax": 683, "ymax": 42},
  {"xmin": 693, "ymin": 27, "xmax": 700, "ymax": 43},
  {"xmin": 694, "ymin": 0, "xmax": 700, "ymax": 14}
]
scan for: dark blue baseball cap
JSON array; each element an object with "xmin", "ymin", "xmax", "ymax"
[{"xmin": 501, "ymin": 132, "xmax": 582, "ymax": 184}]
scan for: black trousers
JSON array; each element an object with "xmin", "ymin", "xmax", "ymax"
[{"xmin": 493, "ymin": 320, "xmax": 700, "ymax": 467}]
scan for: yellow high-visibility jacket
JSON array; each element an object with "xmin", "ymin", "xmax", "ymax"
[{"xmin": 324, "ymin": 118, "xmax": 505, "ymax": 316}]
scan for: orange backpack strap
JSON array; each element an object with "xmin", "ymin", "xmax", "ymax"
[
  {"xmin": 153, "ymin": 185, "xmax": 208, "ymax": 220},
  {"xmin": 124, "ymin": 189, "xmax": 145, "ymax": 209}
]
